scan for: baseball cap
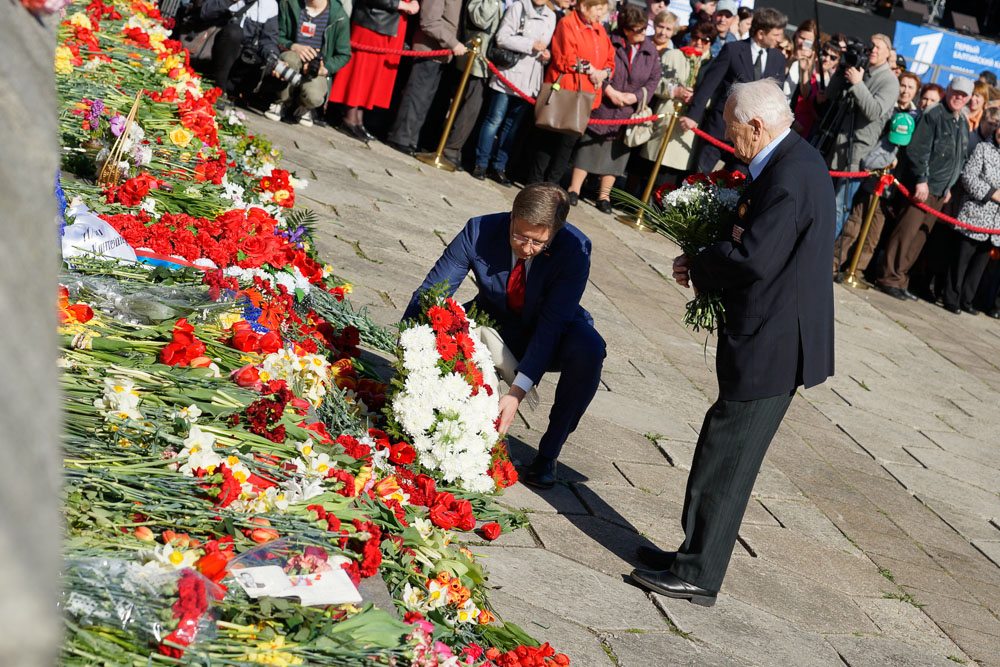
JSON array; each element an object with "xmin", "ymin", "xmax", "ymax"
[
  {"xmin": 888, "ymin": 112, "xmax": 915, "ymax": 146},
  {"xmin": 949, "ymin": 77, "xmax": 975, "ymax": 95},
  {"xmin": 716, "ymin": 0, "xmax": 737, "ymax": 15}
]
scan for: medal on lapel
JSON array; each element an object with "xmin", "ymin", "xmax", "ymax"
[{"xmin": 737, "ymin": 201, "xmax": 749, "ymax": 219}]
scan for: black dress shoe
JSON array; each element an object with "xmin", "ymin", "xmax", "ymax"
[
  {"xmin": 342, "ymin": 123, "xmax": 371, "ymax": 143},
  {"xmin": 636, "ymin": 545, "xmax": 677, "ymax": 570},
  {"xmin": 568, "ymin": 192, "xmax": 579, "ymax": 206},
  {"xmin": 387, "ymin": 140, "xmax": 415, "ymax": 156},
  {"xmin": 961, "ymin": 305, "xmax": 980, "ymax": 316},
  {"xmin": 520, "ymin": 457, "xmax": 556, "ymax": 489},
  {"xmin": 942, "ymin": 303, "xmax": 961, "ymax": 315},
  {"xmin": 902, "ymin": 287, "xmax": 920, "ymax": 301},
  {"xmin": 596, "ymin": 199, "xmax": 613, "ymax": 214},
  {"xmin": 491, "ymin": 169, "xmax": 512, "ymax": 186},
  {"xmin": 471, "ymin": 166, "xmax": 487, "ymax": 180},
  {"xmin": 877, "ymin": 284, "xmax": 909, "ymax": 300},
  {"xmin": 987, "ymin": 309, "xmax": 1000, "ymax": 319},
  {"xmin": 629, "ymin": 568, "xmax": 717, "ymax": 607}
]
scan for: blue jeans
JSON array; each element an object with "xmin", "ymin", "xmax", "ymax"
[
  {"xmin": 834, "ymin": 177, "xmax": 863, "ymax": 239},
  {"xmin": 475, "ymin": 88, "xmax": 530, "ymax": 171}
]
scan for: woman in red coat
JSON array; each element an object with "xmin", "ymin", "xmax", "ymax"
[
  {"xmin": 525, "ymin": 0, "xmax": 614, "ymax": 184},
  {"xmin": 568, "ymin": 4, "xmax": 659, "ymax": 213},
  {"xmin": 329, "ymin": 0, "xmax": 420, "ymax": 142}
]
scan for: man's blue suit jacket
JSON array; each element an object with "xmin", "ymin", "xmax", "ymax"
[{"xmin": 402, "ymin": 212, "xmax": 594, "ymax": 385}]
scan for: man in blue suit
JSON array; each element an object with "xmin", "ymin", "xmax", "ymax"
[
  {"xmin": 630, "ymin": 79, "xmax": 835, "ymax": 606},
  {"xmin": 402, "ymin": 183, "xmax": 606, "ymax": 489},
  {"xmin": 679, "ymin": 6, "xmax": 787, "ymax": 175}
]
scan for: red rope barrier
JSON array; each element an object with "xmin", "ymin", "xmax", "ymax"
[
  {"xmin": 350, "ymin": 42, "xmax": 453, "ymax": 58},
  {"xmin": 487, "ymin": 62, "xmax": 536, "ymax": 103},
  {"xmin": 485, "ymin": 61, "xmax": 658, "ymax": 126},
  {"xmin": 892, "ymin": 179, "xmax": 1000, "ymax": 235}
]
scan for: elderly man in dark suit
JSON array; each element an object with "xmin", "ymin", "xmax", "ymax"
[
  {"xmin": 630, "ymin": 79, "xmax": 836, "ymax": 606},
  {"xmin": 402, "ymin": 183, "xmax": 606, "ymax": 489},
  {"xmin": 679, "ymin": 6, "xmax": 787, "ymax": 175}
]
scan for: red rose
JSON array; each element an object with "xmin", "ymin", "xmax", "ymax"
[
  {"xmin": 480, "ymin": 522, "xmax": 502, "ymax": 540},
  {"xmin": 388, "ymin": 442, "xmax": 416, "ymax": 465}
]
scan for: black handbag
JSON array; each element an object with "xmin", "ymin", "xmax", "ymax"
[{"xmin": 487, "ymin": 8, "xmax": 526, "ymax": 70}]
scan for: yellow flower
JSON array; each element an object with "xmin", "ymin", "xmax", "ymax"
[
  {"xmin": 354, "ymin": 464, "xmax": 373, "ymax": 495},
  {"xmin": 243, "ymin": 635, "xmax": 304, "ymax": 666},
  {"xmin": 169, "ymin": 127, "xmax": 193, "ymax": 148},
  {"xmin": 273, "ymin": 190, "xmax": 291, "ymax": 204},
  {"xmin": 69, "ymin": 12, "xmax": 93, "ymax": 29},
  {"xmin": 54, "ymin": 47, "xmax": 74, "ymax": 74}
]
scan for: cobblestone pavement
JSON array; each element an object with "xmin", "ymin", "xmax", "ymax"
[{"xmin": 253, "ymin": 115, "xmax": 1000, "ymax": 666}]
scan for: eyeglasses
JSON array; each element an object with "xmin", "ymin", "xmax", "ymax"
[
  {"xmin": 511, "ymin": 232, "xmax": 549, "ymax": 250},
  {"xmin": 820, "ymin": 52, "xmax": 839, "ymax": 60},
  {"xmin": 692, "ymin": 36, "xmax": 711, "ymax": 44}
]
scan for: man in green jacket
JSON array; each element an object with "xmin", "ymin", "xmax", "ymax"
[
  {"xmin": 266, "ymin": 0, "xmax": 351, "ymax": 126},
  {"xmin": 875, "ymin": 77, "xmax": 972, "ymax": 300}
]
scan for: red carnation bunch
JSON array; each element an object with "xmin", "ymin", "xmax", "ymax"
[
  {"xmin": 238, "ymin": 381, "xmax": 294, "ymax": 443},
  {"xmin": 157, "ymin": 571, "xmax": 221, "ymax": 659}
]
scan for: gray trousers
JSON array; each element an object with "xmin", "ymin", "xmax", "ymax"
[
  {"xmin": 443, "ymin": 76, "xmax": 486, "ymax": 162},
  {"xmin": 389, "ymin": 58, "xmax": 446, "ymax": 148},
  {"xmin": 671, "ymin": 391, "xmax": 794, "ymax": 591}
]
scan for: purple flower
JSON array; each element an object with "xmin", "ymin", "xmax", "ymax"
[
  {"xmin": 110, "ymin": 114, "xmax": 127, "ymax": 137},
  {"xmin": 87, "ymin": 99, "xmax": 104, "ymax": 126}
]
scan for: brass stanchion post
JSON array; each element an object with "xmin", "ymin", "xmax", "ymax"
[
  {"xmin": 839, "ymin": 168, "xmax": 890, "ymax": 289},
  {"xmin": 617, "ymin": 100, "xmax": 682, "ymax": 231},
  {"xmin": 416, "ymin": 36, "xmax": 483, "ymax": 172}
]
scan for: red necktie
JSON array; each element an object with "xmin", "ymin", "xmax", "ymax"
[{"xmin": 507, "ymin": 258, "xmax": 525, "ymax": 315}]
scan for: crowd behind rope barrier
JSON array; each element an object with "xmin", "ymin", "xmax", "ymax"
[{"xmin": 350, "ymin": 41, "xmax": 1000, "ymax": 238}]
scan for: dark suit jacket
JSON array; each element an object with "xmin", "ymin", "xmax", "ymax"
[
  {"xmin": 686, "ymin": 39, "xmax": 786, "ymax": 141},
  {"xmin": 402, "ymin": 212, "xmax": 594, "ymax": 385},
  {"xmin": 690, "ymin": 131, "xmax": 835, "ymax": 401}
]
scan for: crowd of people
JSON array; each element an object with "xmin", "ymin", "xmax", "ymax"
[{"xmin": 175, "ymin": 0, "xmax": 1000, "ymax": 317}]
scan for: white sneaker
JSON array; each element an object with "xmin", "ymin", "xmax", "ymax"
[
  {"xmin": 264, "ymin": 102, "xmax": 284, "ymax": 122},
  {"xmin": 295, "ymin": 106, "xmax": 313, "ymax": 128}
]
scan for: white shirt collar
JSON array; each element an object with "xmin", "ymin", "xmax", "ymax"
[
  {"xmin": 750, "ymin": 39, "xmax": 766, "ymax": 71},
  {"xmin": 748, "ymin": 128, "xmax": 791, "ymax": 180},
  {"xmin": 510, "ymin": 250, "xmax": 535, "ymax": 274}
]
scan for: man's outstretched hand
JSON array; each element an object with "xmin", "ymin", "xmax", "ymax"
[{"xmin": 497, "ymin": 385, "xmax": 526, "ymax": 434}]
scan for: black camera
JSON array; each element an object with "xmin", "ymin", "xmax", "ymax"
[
  {"xmin": 839, "ymin": 38, "xmax": 870, "ymax": 73},
  {"xmin": 302, "ymin": 56, "xmax": 322, "ymax": 80},
  {"xmin": 265, "ymin": 52, "xmax": 303, "ymax": 88}
]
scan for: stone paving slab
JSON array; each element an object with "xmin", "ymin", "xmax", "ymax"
[
  {"xmin": 654, "ymin": 593, "xmax": 846, "ymax": 666},
  {"xmin": 826, "ymin": 636, "xmax": 967, "ymax": 667},
  {"xmin": 475, "ymin": 546, "xmax": 669, "ymax": 631},
  {"xmin": 607, "ymin": 630, "xmax": 753, "ymax": 667},
  {"xmin": 248, "ymin": 116, "xmax": 1000, "ymax": 665},
  {"xmin": 720, "ymin": 556, "xmax": 880, "ymax": 635},
  {"xmin": 855, "ymin": 597, "xmax": 970, "ymax": 661}
]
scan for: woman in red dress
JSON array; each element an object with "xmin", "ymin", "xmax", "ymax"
[{"xmin": 330, "ymin": 0, "xmax": 420, "ymax": 141}]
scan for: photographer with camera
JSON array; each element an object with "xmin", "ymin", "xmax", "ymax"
[
  {"xmin": 817, "ymin": 33, "xmax": 898, "ymax": 240},
  {"xmin": 264, "ymin": 0, "xmax": 351, "ymax": 126},
  {"xmin": 202, "ymin": 0, "xmax": 281, "ymax": 106}
]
